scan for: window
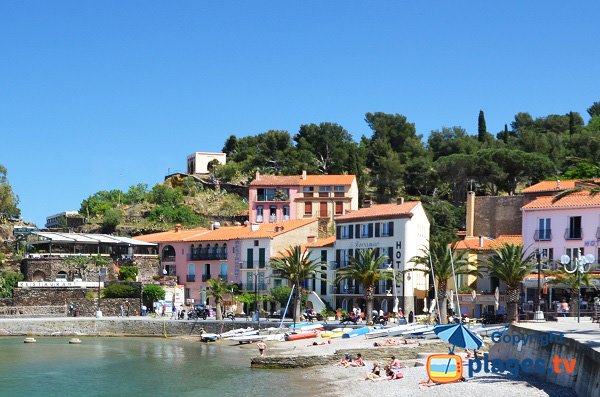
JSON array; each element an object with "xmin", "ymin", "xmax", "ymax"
[
  {"xmin": 303, "ymin": 186, "xmax": 314, "ymax": 198},
  {"xmin": 319, "ymin": 186, "xmax": 333, "ymax": 192},
  {"xmin": 334, "ymin": 186, "xmax": 344, "ymax": 191},
  {"xmin": 566, "ymin": 248, "xmax": 584, "ymax": 262},
  {"xmin": 361, "ymin": 224, "xmax": 369, "ymax": 238},
  {"xmin": 568, "ymin": 216, "xmax": 582, "ymax": 239},
  {"xmin": 320, "ymin": 202, "xmax": 328, "ymax": 217},
  {"xmin": 259, "ymin": 248, "xmax": 266, "ymax": 268},
  {"xmin": 220, "ymin": 264, "xmax": 227, "ymax": 281},
  {"xmin": 256, "ymin": 206, "xmax": 263, "ymax": 223},
  {"xmin": 537, "ymin": 218, "xmax": 551, "ymax": 240},
  {"xmin": 335, "ymin": 202, "xmax": 343, "ymax": 215},
  {"xmin": 381, "ymin": 222, "xmax": 390, "ymax": 237},
  {"xmin": 247, "ymin": 248, "xmax": 254, "ymax": 269},
  {"xmin": 269, "ymin": 206, "xmax": 277, "ymax": 222},
  {"xmin": 254, "ymin": 240, "xmax": 259, "ymax": 247},
  {"xmin": 334, "ymin": 186, "xmax": 345, "ymax": 197},
  {"xmin": 188, "ymin": 263, "xmax": 195, "ymax": 275},
  {"xmin": 283, "ymin": 206, "xmax": 290, "ymax": 220},
  {"xmin": 340, "ymin": 225, "xmax": 350, "ymax": 239},
  {"xmin": 304, "ymin": 202, "xmax": 312, "ymax": 216}
]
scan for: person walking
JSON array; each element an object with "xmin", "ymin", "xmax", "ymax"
[
  {"xmin": 171, "ymin": 304, "xmax": 177, "ymax": 319},
  {"xmin": 256, "ymin": 340, "xmax": 267, "ymax": 357}
]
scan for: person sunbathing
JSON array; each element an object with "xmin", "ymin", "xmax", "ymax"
[
  {"xmin": 389, "ymin": 355, "xmax": 402, "ymax": 370},
  {"xmin": 350, "ymin": 353, "xmax": 365, "ymax": 367},
  {"xmin": 339, "ymin": 353, "xmax": 352, "ymax": 367},
  {"xmin": 418, "ymin": 378, "xmax": 438, "ymax": 387},
  {"xmin": 385, "ymin": 366, "xmax": 404, "ymax": 380},
  {"xmin": 364, "ymin": 364, "xmax": 385, "ymax": 381}
]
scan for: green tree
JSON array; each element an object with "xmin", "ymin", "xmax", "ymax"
[
  {"xmin": 123, "ymin": 183, "xmax": 148, "ymax": 204},
  {"xmin": 148, "ymin": 184, "xmax": 183, "ymax": 207},
  {"xmin": 0, "ymin": 165, "xmax": 20, "ymax": 218},
  {"xmin": 79, "ymin": 190, "xmax": 123, "ymax": 218},
  {"xmin": 270, "ymin": 246, "xmax": 322, "ymax": 322},
  {"xmin": 118, "ymin": 266, "xmax": 138, "ymax": 282},
  {"xmin": 294, "ymin": 122, "xmax": 356, "ymax": 174},
  {"xmin": 270, "ymin": 285, "xmax": 293, "ymax": 308},
  {"xmin": 368, "ymin": 138, "xmax": 403, "ymax": 202},
  {"xmin": 336, "ymin": 248, "xmax": 392, "ymax": 325},
  {"xmin": 102, "ymin": 208, "xmax": 123, "ymax": 233},
  {"xmin": 485, "ymin": 244, "xmax": 536, "ymax": 322},
  {"xmin": 207, "ymin": 277, "xmax": 230, "ymax": 320},
  {"xmin": 478, "ymin": 110, "xmax": 487, "ymax": 142},
  {"xmin": 147, "ymin": 205, "xmax": 201, "ymax": 226},
  {"xmin": 410, "ymin": 242, "xmax": 474, "ymax": 324},
  {"xmin": 587, "ymin": 101, "xmax": 600, "ymax": 118},
  {"xmin": 427, "ymin": 127, "xmax": 479, "ymax": 161},
  {"xmin": 103, "ymin": 284, "xmax": 139, "ymax": 298},
  {"xmin": 0, "ymin": 271, "xmax": 24, "ymax": 298},
  {"xmin": 143, "ymin": 284, "xmax": 165, "ymax": 309},
  {"xmin": 64, "ymin": 255, "xmax": 109, "ymax": 281}
]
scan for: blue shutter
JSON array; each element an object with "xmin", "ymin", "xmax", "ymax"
[{"xmin": 375, "ymin": 223, "xmax": 380, "ymax": 237}]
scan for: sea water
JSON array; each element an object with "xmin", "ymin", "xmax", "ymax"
[{"xmin": 0, "ymin": 337, "xmax": 308, "ymax": 397}]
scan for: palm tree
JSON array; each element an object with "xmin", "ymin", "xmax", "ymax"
[
  {"xmin": 336, "ymin": 248, "xmax": 392, "ymax": 325},
  {"xmin": 270, "ymin": 245, "xmax": 322, "ymax": 322},
  {"xmin": 207, "ymin": 277, "xmax": 230, "ymax": 320},
  {"xmin": 410, "ymin": 242, "xmax": 475, "ymax": 324},
  {"xmin": 485, "ymin": 243, "xmax": 536, "ymax": 322},
  {"xmin": 547, "ymin": 270, "xmax": 597, "ymax": 317}
]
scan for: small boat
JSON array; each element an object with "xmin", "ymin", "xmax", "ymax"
[
  {"xmin": 23, "ymin": 337, "xmax": 37, "ymax": 343},
  {"xmin": 229, "ymin": 334, "xmax": 268, "ymax": 344},
  {"xmin": 68, "ymin": 338, "xmax": 82, "ymax": 344},
  {"xmin": 342, "ymin": 326, "xmax": 372, "ymax": 339},
  {"xmin": 220, "ymin": 327, "xmax": 255, "ymax": 338},
  {"xmin": 200, "ymin": 333, "xmax": 220, "ymax": 342},
  {"xmin": 287, "ymin": 322, "xmax": 311, "ymax": 329},
  {"xmin": 320, "ymin": 327, "xmax": 352, "ymax": 338},
  {"xmin": 284, "ymin": 331, "xmax": 318, "ymax": 341},
  {"xmin": 291, "ymin": 323, "xmax": 324, "ymax": 332},
  {"xmin": 402, "ymin": 325, "xmax": 435, "ymax": 336},
  {"xmin": 223, "ymin": 329, "xmax": 258, "ymax": 339}
]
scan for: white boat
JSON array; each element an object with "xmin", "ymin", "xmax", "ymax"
[
  {"xmin": 201, "ymin": 333, "xmax": 220, "ymax": 342},
  {"xmin": 223, "ymin": 329, "xmax": 258, "ymax": 339},
  {"xmin": 220, "ymin": 327, "xmax": 255, "ymax": 338},
  {"xmin": 292, "ymin": 323, "xmax": 324, "ymax": 332},
  {"xmin": 401, "ymin": 325, "xmax": 434, "ymax": 336},
  {"xmin": 229, "ymin": 334, "xmax": 269, "ymax": 344},
  {"xmin": 365, "ymin": 323, "xmax": 421, "ymax": 339}
]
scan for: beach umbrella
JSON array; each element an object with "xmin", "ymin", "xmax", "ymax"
[
  {"xmin": 494, "ymin": 287, "xmax": 500, "ymax": 312},
  {"xmin": 433, "ymin": 323, "xmax": 483, "ymax": 350}
]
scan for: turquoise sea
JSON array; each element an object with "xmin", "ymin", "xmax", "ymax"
[{"xmin": 0, "ymin": 337, "xmax": 308, "ymax": 397}]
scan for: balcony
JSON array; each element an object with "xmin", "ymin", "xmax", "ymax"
[
  {"xmin": 218, "ymin": 274, "xmax": 228, "ymax": 282},
  {"xmin": 186, "ymin": 274, "xmax": 196, "ymax": 282},
  {"xmin": 242, "ymin": 261, "xmax": 267, "ymax": 269},
  {"xmin": 565, "ymin": 228, "xmax": 583, "ymax": 240},
  {"xmin": 161, "ymin": 255, "xmax": 176, "ymax": 263},
  {"xmin": 190, "ymin": 249, "xmax": 227, "ymax": 261},
  {"xmin": 202, "ymin": 274, "xmax": 211, "ymax": 282},
  {"xmin": 534, "ymin": 229, "xmax": 552, "ymax": 241},
  {"xmin": 240, "ymin": 282, "xmax": 269, "ymax": 292}
]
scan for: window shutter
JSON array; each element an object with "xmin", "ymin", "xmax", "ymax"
[
  {"xmin": 355, "ymin": 224, "xmax": 360, "ymax": 238},
  {"xmin": 388, "ymin": 247, "xmax": 393, "ymax": 262},
  {"xmin": 336, "ymin": 226, "xmax": 341, "ymax": 239},
  {"xmin": 368, "ymin": 223, "xmax": 373, "ymax": 238},
  {"xmin": 348, "ymin": 249, "xmax": 354, "ymax": 261},
  {"xmin": 375, "ymin": 223, "xmax": 380, "ymax": 237},
  {"xmin": 349, "ymin": 224, "xmax": 354, "ymax": 239},
  {"xmin": 389, "ymin": 222, "xmax": 394, "ymax": 237},
  {"xmin": 336, "ymin": 250, "xmax": 341, "ymax": 267}
]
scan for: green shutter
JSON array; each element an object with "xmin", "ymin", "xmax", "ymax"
[{"xmin": 247, "ymin": 249, "xmax": 254, "ymax": 269}]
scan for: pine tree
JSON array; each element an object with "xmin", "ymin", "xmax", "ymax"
[{"xmin": 478, "ymin": 110, "xmax": 487, "ymax": 142}]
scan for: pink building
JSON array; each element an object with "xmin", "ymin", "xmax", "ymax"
[{"xmin": 248, "ymin": 170, "xmax": 358, "ymax": 225}]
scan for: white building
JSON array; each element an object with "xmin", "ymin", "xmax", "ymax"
[
  {"xmin": 333, "ymin": 200, "xmax": 430, "ymax": 315},
  {"xmin": 186, "ymin": 152, "xmax": 227, "ymax": 175},
  {"xmin": 45, "ymin": 211, "xmax": 84, "ymax": 228}
]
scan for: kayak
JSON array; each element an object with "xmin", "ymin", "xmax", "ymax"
[
  {"xmin": 342, "ymin": 326, "xmax": 371, "ymax": 339},
  {"xmin": 321, "ymin": 327, "xmax": 352, "ymax": 338},
  {"xmin": 284, "ymin": 331, "xmax": 318, "ymax": 341},
  {"xmin": 201, "ymin": 333, "xmax": 220, "ymax": 342}
]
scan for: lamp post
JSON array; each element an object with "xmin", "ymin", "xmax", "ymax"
[
  {"xmin": 254, "ymin": 270, "xmax": 260, "ymax": 327},
  {"xmin": 386, "ymin": 263, "xmax": 399, "ymax": 318},
  {"xmin": 534, "ymin": 249, "xmax": 545, "ymax": 320},
  {"xmin": 560, "ymin": 249, "xmax": 594, "ymax": 323}
]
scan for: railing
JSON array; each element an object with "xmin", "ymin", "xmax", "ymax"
[
  {"xmin": 240, "ymin": 282, "xmax": 268, "ymax": 292},
  {"xmin": 161, "ymin": 255, "xmax": 176, "ymax": 262},
  {"xmin": 186, "ymin": 275, "xmax": 196, "ymax": 282},
  {"xmin": 202, "ymin": 274, "xmax": 211, "ymax": 282},
  {"xmin": 218, "ymin": 275, "xmax": 228, "ymax": 282},
  {"xmin": 242, "ymin": 261, "xmax": 267, "ymax": 269},
  {"xmin": 565, "ymin": 228, "xmax": 583, "ymax": 240},
  {"xmin": 190, "ymin": 249, "xmax": 227, "ymax": 261},
  {"xmin": 534, "ymin": 229, "xmax": 552, "ymax": 241}
]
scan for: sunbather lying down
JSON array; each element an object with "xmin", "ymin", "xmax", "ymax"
[
  {"xmin": 364, "ymin": 365, "xmax": 404, "ymax": 381},
  {"xmin": 373, "ymin": 337, "xmax": 418, "ymax": 347},
  {"xmin": 418, "ymin": 378, "xmax": 438, "ymax": 387}
]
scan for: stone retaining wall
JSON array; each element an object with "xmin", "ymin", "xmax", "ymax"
[{"xmin": 489, "ymin": 324, "xmax": 600, "ymax": 397}]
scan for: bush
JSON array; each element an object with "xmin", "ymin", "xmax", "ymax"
[
  {"xmin": 103, "ymin": 284, "xmax": 139, "ymax": 298},
  {"xmin": 143, "ymin": 284, "xmax": 165, "ymax": 304},
  {"xmin": 102, "ymin": 208, "xmax": 123, "ymax": 232},
  {"xmin": 118, "ymin": 266, "xmax": 138, "ymax": 282},
  {"xmin": 147, "ymin": 205, "xmax": 200, "ymax": 225}
]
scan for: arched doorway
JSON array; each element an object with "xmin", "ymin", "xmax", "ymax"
[
  {"xmin": 32, "ymin": 270, "xmax": 46, "ymax": 281},
  {"xmin": 161, "ymin": 245, "xmax": 176, "ymax": 261}
]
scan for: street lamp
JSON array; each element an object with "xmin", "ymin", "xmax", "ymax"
[
  {"xmin": 534, "ymin": 249, "xmax": 545, "ymax": 321},
  {"xmin": 560, "ymin": 250, "xmax": 595, "ymax": 323},
  {"xmin": 386, "ymin": 263, "xmax": 399, "ymax": 317}
]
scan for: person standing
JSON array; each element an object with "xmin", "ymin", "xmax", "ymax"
[
  {"xmin": 120, "ymin": 304, "xmax": 124, "ymax": 317},
  {"xmin": 256, "ymin": 341, "xmax": 267, "ymax": 356},
  {"xmin": 408, "ymin": 310, "xmax": 414, "ymax": 323},
  {"xmin": 171, "ymin": 304, "xmax": 177, "ymax": 319},
  {"xmin": 141, "ymin": 305, "xmax": 147, "ymax": 316}
]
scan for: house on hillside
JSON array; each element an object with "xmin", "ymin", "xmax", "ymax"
[
  {"xmin": 332, "ymin": 199, "xmax": 430, "ymax": 316},
  {"xmin": 136, "ymin": 219, "xmax": 319, "ymax": 313},
  {"xmin": 248, "ymin": 171, "xmax": 358, "ymax": 232}
]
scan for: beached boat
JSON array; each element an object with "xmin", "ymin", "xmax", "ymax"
[
  {"xmin": 220, "ymin": 327, "xmax": 254, "ymax": 338},
  {"xmin": 364, "ymin": 323, "xmax": 422, "ymax": 339},
  {"xmin": 289, "ymin": 323, "xmax": 324, "ymax": 332},
  {"xmin": 222, "ymin": 329, "xmax": 259, "ymax": 339},
  {"xmin": 284, "ymin": 331, "xmax": 318, "ymax": 341},
  {"xmin": 341, "ymin": 326, "xmax": 372, "ymax": 339},
  {"xmin": 229, "ymin": 334, "xmax": 268, "ymax": 344},
  {"xmin": 400, "ymin": 325, "xmax": 434, "ymax": 336},
  {"xmin": 201, "ymin": 333, "xmax": 220, "ymax": 342},
  {"xmin": 320, "ymin": 327, "xmax": 352, "ymax": 338},
  {"xmin": 68, "ymin": 338, "xmax": 82, "ymax": 344},
  {"xmin": 287, "ymin": 322, "xmax": 311, "ymax": 329},
  {"xmin": 23, "ymin": 337, "xmax": 37, "ymax": 343}
]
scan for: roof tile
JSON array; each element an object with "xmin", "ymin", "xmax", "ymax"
[
  {"xmin": 250, "ymin": 174, "xmax": 355, "ymax": 187},
  {"xmin": 335, "ymin": 202, "xmax": 419, "ymax": 222},
  {"xmin": 522, "ymin": 191, "xmax": 600, "ymax": 210}
]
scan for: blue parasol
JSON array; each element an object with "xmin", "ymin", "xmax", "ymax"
[{"xmin": 434, "ymin": 323, "xmax": 483, "ymax": 351}]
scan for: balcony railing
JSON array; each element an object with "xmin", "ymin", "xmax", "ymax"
[
  {"xmin": 186, "ymin": 275, "xmax": 196, "ymax": 282},
  {"xmin": 565, "ymin": 228, "xmax": 583, "ymax": 240},
  {"xmin": 240, "ymin": 282, "xmax": 269, "ymax": 292},
  {"xmin": 190, "ymin": 249, "xmax": 227, "ymax": 261},
  {"xmin": 161, "ymin": 255, "xmax": 176, "ymax": 263},
  {"xmin": 218, "ymin": 274, "xmax": 228, "ymax": 282},
  {"xmin": 202, "ymin": 274, "xmax": 211, "ymax": 282},
  {"xmin": 534, "ymin": 229, "xmax": 552, "ymax": 241},
  {"xmin": 242, "ymin": 261, "xmax": 267, "ymax": 269}
]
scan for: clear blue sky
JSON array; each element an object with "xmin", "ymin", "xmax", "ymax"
[{"xmin": 1, "ymin": 1, "xmax": 599, "ymax": 227}]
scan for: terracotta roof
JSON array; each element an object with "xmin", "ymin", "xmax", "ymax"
[
  {"xmin": 134, "ymin": 227, "xmax": 209, "ymax": 243},
  {"xmin": 522, "ymin": 191, "xmax": 600, "ymax": 210},
  {"xmin": 250, "ymin": 174, "xmax": 355, "ymax": 187},
  {"xmin": 305, "ymin": 235, "xmax": 336, "ymax": 248},
  {"xmin": 335, "ymin": 202, "xmax": 419, "ymax": 222},
  {"xmin": 521, "ymin": 180, "xmax": 577, "ymax": 193},
  {"xmin": 455, "ymin": 235, "xmax": 522, "ymax": 252}
]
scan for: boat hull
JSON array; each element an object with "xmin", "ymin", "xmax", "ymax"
[{"xmin": 284, "ymin": 331, "xmax": 318, "ymax": 341}]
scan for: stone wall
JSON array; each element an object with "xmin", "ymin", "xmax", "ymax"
[
  {"xmin": 474, "ymin": 195, "xmax": 523, "ymax": 238},
  {"xmin": 489, "ymin": 324, "xmax": 600, "ymax": 397}
]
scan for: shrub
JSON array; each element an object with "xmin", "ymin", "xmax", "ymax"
[
  {"xmin": 142, "ymin": 284, "xmax": 165, "ymax": 304},
  {"xmin": 103, "ymin": 284, "xmax": 139, "ymax": 298},
  {"xmin": 118, "ymin": 266, "xmax": 138, "ymax": 282}
]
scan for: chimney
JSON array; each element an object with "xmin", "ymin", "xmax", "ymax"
[
  {"xmin": 307, "ymin": 235, "xmax": 317, "ymax": 243},
  {"xmin": 250, "ymin": 223, "xmax": 260, "ymax": 232},
  {"xmin": 301, "ymin": 170, "xmax": 307, "ymax": 180},
  {"xmin": 175, "ymin": 224, "xmax": 181, "ymax": 232},
  {"xmin": 397, "ymin": 197, "xmax": 405, "ymax": 205},
  {"xmin": 557, "ymin": 179, "xmax": 561, "ymax": 189},
  {"xmin": 255, "ymin": 170, "xmax": 261, "ymax": 181},
  {"xmin": 479, "ymin": 235, "xmax": 484, "ymax": 248},
  {"xmin": 466, "ymin": 191, "xmax": 475, "ymax": 238},
  {"xmin": 363, "ymin": 199, "xmax": 372, "ymax": 208}
]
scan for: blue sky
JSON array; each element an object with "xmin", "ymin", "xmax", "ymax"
[{"xmin": 1, "ymin": 1, "xmax": 599, "ymax": 227}]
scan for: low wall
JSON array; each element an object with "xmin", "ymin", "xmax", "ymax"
[{"xmin": 489, "ymin": 324, "xmax": 600, "ymax": 397}]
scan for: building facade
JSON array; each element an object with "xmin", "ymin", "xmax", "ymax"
[
  {"xmin": 45, "ymin": 211, "xmax": 84, "ymax": 229},
  {"xmin": 186, "ymin": 152, "xmax": 227, "ymax": 175}
]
